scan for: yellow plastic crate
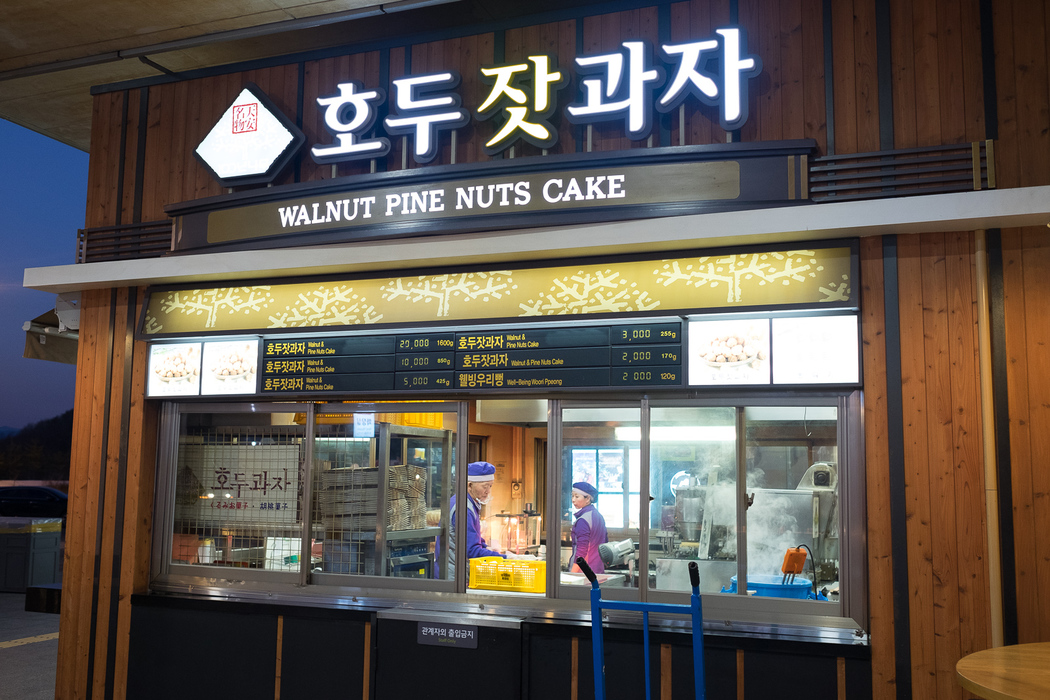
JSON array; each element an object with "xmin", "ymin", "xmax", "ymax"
[{"xmin": 469, "ymin": 556, "xmax": 546, "ymax": 594}]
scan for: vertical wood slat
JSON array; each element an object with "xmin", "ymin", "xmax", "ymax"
[
  {"xmin": 946, "ymin": 232, "xmax": 991, "ymax": 662},
  {"xmin": 275, "ymin": 615, "xmax": 284, "ymax": 700},
  {"xmin": 896, "ymin": 233, "xmax": 936, "ymax": 700},
  {"xmin": 1012, "ymin": 1, "xmax": 1050, "ymax": 187},
  {"xmin": 800, "ymin": 0, "xmax": 827, "ymax": 152},
  {"xmin": 56, "ymin": 288, "xmax": 101, "ymax": 699},
  {"xmin": 890, "ymin": 0, "xmax": 918, "ymax": 149},
  {"xmin": 90, "ymin": 286, "xmax": 131, "ymax": 700},
  {"xmin": 736, "ymin": 649, "xmax": 744, "ymax": 700},
  {"xmin": 860, "ymin": 236, "xmax": 896, "ymax": 700},
  {"xmin": 831, "ymin": 0, "xmax": 859, "ymax": 153},
  {"xmin": 1000, "ymin": 228, "xmax": 1038, "ymax": 644},
  {"xmin": 779, "ymin": 0, "xmax": 805, "ymax": 141},
  {"xmin": 660, "ymin": 643, "xmax": 672, "ymax": 700},
  {"xmin": 113, "ymin": 290, "xmax": 157, "ymax": 700},
  {"xmin": 571, "ymin": 636, "xmax": 579, "ymax": 700},
  {"xmin": 918, "ymin": 234, "xmax": 962, "ymax": 700},
  {"xmin": 935, "ymin": 0, "xmax": 966, "ymax": 145},
  {"xmin": 1019, "ymin": 227, "xmax": 1050, "ymax": 642},
  {"xmin": 852, "ymin": 0, "xmax": 879, "ymax": 152},
  {"xmin": 362, "ymin": 621, "xmax": 372, "ymax": 699}
]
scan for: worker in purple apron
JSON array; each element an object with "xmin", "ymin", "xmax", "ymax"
[
  {"xmin": 569, "ymin": 481, "xmax": 608, "ymax": 574},
  {"xmin": 441, "ymin": 461, "xmax": 505, "ymax": 578}
]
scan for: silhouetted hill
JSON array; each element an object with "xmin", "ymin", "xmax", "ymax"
[
  {"xmin": 0, "ymin": 427, "xmax": 16, "ymax": 439},
  {"xmin": 0, "ymin": 410, "xmax": 74, "ymax": 480}
]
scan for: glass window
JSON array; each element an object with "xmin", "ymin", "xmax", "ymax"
[
  {"xmin": 311, "ymin": 408, "xmax": 457, "ymax": 581},
  {"xmin": 647, "ymin": 404, "xmax": 841, "ymax": 604},
  {"xmin": 744, "ymin": 406, "xmax": 839, "ymax": 603},
  {"xmin": 464, "ymin": 405, "xmax": 547, "ymax": 594},
  {"xmin": 561, "ymin": 405, "xmax": 641, "ymax": 591},
  {"xmin": 171, "ymin": 411, "xmax": 306, "ymax": 570},
  {"xmin": 648, "ymin": 407, "xmax": 738, "ymax": 594}
]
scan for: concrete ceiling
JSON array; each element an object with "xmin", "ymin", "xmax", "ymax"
[{"xmin": 0, "ymin": 0, "xmax": 611, "ymax": 151}]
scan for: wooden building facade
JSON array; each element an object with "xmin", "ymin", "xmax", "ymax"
[{"xmin": 24, "ymin": 0, "xmax": 1050, "ymax": 698}]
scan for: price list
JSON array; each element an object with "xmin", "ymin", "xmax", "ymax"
[{"xmin": 259, "ymin": 322, "xmax": 682, "ymax": 395}]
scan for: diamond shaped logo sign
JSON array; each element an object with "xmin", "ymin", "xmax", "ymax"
[{"xmin": 195, "ymin": 83, "xmax": 305, "ymax": 187}]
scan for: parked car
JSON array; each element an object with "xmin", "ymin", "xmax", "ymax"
[{"xmin": 0, "ymin": 486, "xmax": 68, "ymax": 519}]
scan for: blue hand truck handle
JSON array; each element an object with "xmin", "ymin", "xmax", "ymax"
[
  {"xmin": 576, "ymin": 557, "xmax": 598, "ymax": 585},
  {"xmin": 688, "ymin": 560, "xmax": 700, "ymax": 591}
]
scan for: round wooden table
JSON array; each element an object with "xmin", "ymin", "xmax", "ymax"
[{"xmin": 956, "ymin": 642, "xmax": 1050, "ymax": 700}]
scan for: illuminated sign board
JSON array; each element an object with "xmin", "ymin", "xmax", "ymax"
[
  {"xmin": 196, "ymin": 27, "xmax": 761, "ymax": 179},
  {"xmin": 144, "ymin": 312, "xmax": 861, "ymax": 401},
  {"xmin": 195, "ymin": 85, "xmax": 305, "ymax": 187},
  {"xmin": 687, "ymin": 312, "xmax": 861, "ymax": 387}
]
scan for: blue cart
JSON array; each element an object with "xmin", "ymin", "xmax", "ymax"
[{"xmin": 576, "ymin": 557, "xmax": 706, "ymax": 700}]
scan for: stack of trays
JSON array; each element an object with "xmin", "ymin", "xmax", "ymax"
[
  {"xmin": 321, "ymin": 466, "xmax": 379, "ymax": 532},
  {"xmin": 387, "ymin": 464, "xmax": 427, "ymax": 531}
]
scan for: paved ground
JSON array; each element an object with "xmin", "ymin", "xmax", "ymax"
[{"xmin": 0, "ymin": 592, "xmax": 60, "ymax": 699}]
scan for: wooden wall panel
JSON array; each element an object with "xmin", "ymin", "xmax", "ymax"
[
  {"xmin": 890, "ymin": 0, "xmax": 987, "ymax": 150},
  {"xmin": 993, "ymin": 0, "xmax": 1050, "ymax": 189},
  {"xmin": 56, "ymin": 287, "xmax": 157, "ymax": 700},
  {"xmin": 896, "ymin": 234, "xmax": 937, "ymax": 700},
  {"xmin": 891, "ymin": 232, "xmax": 992, "ymax": 700},
  {"xmin": 1001, "ymin": 226, "xmax": 1050, "ymax": 644},
  {"xmin": 829, "ymin": 0, "xmax": 880, "ymax": 154},
  {"xmin": 302, "ymin": 53, "xmax": 381, "ymax": 183},
  {"xmin": 859, "ymin": 236, "xmax": 896, "ymax": 700},
  {"xmin": 84, "ymin": 92, "xmax": 123, "ymax": 229}
]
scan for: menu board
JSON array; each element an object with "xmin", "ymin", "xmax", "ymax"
[
  {"xmin": 201, "ymin": 339, "xmax": 259, "ymax": 395},
  {"xmin": 259, "ymin": 322, "xmax": 683, "ymax": 395},
  {"xmin": 147, "ymin": 343, "xmax": 202, "ymax": 397},
  {"xmin": 687, "ymin": 318, "xmax": 771, "ymax": 386},
  {"xmin": 771, "ymin": 315, "xmax": 859, "ymax": 384},
  {"xmin": 686, "ymin": 312, "xmax": 861, "ymax": 387}
]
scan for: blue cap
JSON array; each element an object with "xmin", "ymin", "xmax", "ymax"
[
  {"xmin": 467, "ymin": 461, "xmax": 496, "ymax": 482},
  {"xmin": 572, "ymin": 481, "xmax": 598, "ymax": 500}
]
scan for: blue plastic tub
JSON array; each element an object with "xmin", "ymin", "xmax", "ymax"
[{"xmin": 721, "ymin": 574, "xmax": 815, "ymax": 599}]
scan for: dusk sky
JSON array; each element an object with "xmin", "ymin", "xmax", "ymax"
[{"xmin": 0, "ymin": 119, "xmax": 88, "ymax": 430}]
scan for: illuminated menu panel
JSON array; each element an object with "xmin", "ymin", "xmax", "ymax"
[
  {"xmin": 686, "ymin": 312, "xmax": 861, "ymax": 387},
  {"xmin": 771, "ymin": 315, "xmax": 859, "ymax": 384},
  {"xmin": 256, "ymin": 321, "xmax": 682, "ymax": 395}
]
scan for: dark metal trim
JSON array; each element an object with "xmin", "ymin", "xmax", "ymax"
[
  {"xmin": 132, "ymin": 88, "xmax": 149, "ymax": 224},
  {"xmin": 658, "ymin": 3, "xmax": 672, "ymax": 147},
  {"xmin": 986, "ymin": 228, "xmax": 1017, "ymax": 645},
  {"xmin": 166, "ymin": 138, "xmax": 817, "ymax": 216},
  {"xmin": 881, "ymin": 235, "xmax": 913, "ymax": 700},
  {"xmin": 823, "ymin": 0, "xmax": 835, "ymax": 155},
  {"xmin": 85, "ymin": 289, "xmax": 118, "ymax": 698},
  {"xmin": 494, "ymin": 28, "xmax": 505, "ymax": 64},
  {"xmin": 295, "ymin": 62, "xmax": 305, "ymax": 183},
  {"xmin": 138, "ymin": 55, "xmax": 179, "ymax": 78},
  {"xmin": 875, "ymin": 0, "xmax": 894, "ymax": 150},
  {"xmin": 103, "ymin": 287, "xmax": 139, "ymax": 698},
  {"xmin": 979, "ymin": 0, "xmax": 999, "ymax": 140},
  {"xmin": 115, "ymin": 91, "xmax": 129, "ymax": 228},
  {"xmin": 729, "ymin": 0, "xmax": 739, "ymax": 142}
]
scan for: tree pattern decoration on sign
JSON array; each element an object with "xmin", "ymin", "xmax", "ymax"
[
  {"xmin": 518, "ymin": 268, "xmax": 661, "ymax": 315},
  {"xmin": 653, "ymin": 251, "xmax": 848, "ymax": 303},
  {"xmin": 144, "ymin": 287, "xmax": 276, "ymax": 333},
  {"xmin": 141, "ymin": 248, "xmax": 852, "ymax": 335},
  {"xmin": 380, "ymin": 272, "xmax": 517, "ymax": 317},
  {"xmin": 267, "ymin": 284, "xmax": 382, "ymax": 327}
]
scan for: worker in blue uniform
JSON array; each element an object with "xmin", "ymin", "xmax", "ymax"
[
  {"xmin": 445, "ymin": 461, "xmax": 505, "ymax": 576},
  {"xmin": 569, "ymin": 481, "xmax": 608, "ymax": 574}
]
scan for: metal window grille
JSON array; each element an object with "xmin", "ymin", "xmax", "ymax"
[{"xmin": 172, "ymin": 422, "xmax": 305, "ymax": 570}]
